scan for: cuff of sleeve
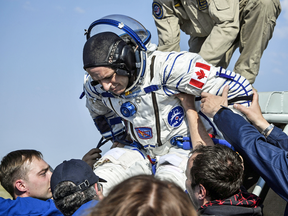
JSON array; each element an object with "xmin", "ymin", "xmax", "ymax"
[
  {"xmin": 266, "ymin": 126, "xmax": 282, "ymax": 142},
  {"xmin": 215, "ymin": 106, "xmax": 231, "ymax": 116}
]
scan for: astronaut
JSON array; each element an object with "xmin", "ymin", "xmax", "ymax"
[
  {"xmin": 152, "ymin": 0, "xmax": 281, "ymax": 84},
  {"xmin": 81, "ymin": 15, "xmax": 253, "ymax": 196}
]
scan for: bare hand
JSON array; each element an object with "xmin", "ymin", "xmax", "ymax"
[
  {"xmin": 176, "ymin": 93, "xmax": 195, "ymax": 111},
  {"xmin": 82, "ymin": 148, "xmax": 102, "ymax": 168},
  {"xmin": 233, "ymin": 89, "xmax": 269, "ymax": 132},
  {"xmin": 200, "ymin": 85, "xmax": 229, "ymax": 118}
]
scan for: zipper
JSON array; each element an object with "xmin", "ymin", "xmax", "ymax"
[{"xmin": 150, "ymin": 56, "xmax": 163, "ymax": 146}]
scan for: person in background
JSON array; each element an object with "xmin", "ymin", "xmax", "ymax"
[
  {"xmin": 87, "ymin": 175, "xmax": 197, "ymax": 216},
  {"xmin": 177, "ymin": 92, "xmax": 262, "ymax": 215},
  {"xmin": 0, "ymin": 149, "xmax": 63, "ymax": 215},
  {"xmin": 51, "ymin": 159, "xmax": 105, "ymax": 216},
  {"xmin": 200, "ymin": 85, "xmax": 288, "ymax": 214},
  {"xmin": 0, "ymin": 148, "xmax": 101, "ymax": 216},
  {"xmin": 152, "ymin": 0, "xmax": 281, "ymax": 84}
]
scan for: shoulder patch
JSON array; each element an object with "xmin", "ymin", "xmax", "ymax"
[
  {"xmin": 135, "ymin": 127, "xmax": 153, "ymax": 139},
  {"xmin": 189, "ymin": 62, "xmax": 210, "ymax": 89},
  {"xmin": 152, "ymin": 2, "xmax": 163, "ymax": 19},
  {"xmin": 167, "ymin": 106, "xmax": 184, "ymax": 128},
  {"xmin": 197, "ymin": 0, "xmax": 208, "ymax": 10}
]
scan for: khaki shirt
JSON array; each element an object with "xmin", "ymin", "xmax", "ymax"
[{"xmin": 153, "ymin": 0, "xmax": 240, "ymax": 66}]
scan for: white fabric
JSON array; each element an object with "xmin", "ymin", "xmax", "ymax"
[
  {"xmin": 93, "ymin": 147, "xmax": 152, "ymax": 196},
  {"xmin": 85, "ymin": 50, "xmax": 253, "ymax": 193}
]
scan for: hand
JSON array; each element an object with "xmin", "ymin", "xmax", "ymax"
[
  {"xmin": 110, "ymin": 141, "xmax": 125, "ymax": 149},
  {"xmin": 233, "ymin": 89, "xmax": 269, "ymax": 132},
  {"xmin": 82, "ymin": 148, "xmax": 102, "ymax": 168},
  {"xmin": 176, "ymin": 93, "xmax": 195, "ymax": 111},
  {"xmin": 200, "ymin": 85, "xmax": 229, "ymax": 118}
]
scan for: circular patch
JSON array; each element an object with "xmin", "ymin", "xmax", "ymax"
[
  {"xmin": 168, "ymin": 106, "xmax": 184, "ymax": 128},
  {"xmin": 152, "ymin": 2, "xmax": 163, "ymax": 19}
]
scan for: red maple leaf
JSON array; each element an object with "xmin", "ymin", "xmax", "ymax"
[{"xmin": 195, "ymin": 69, "xmax": 207, "ymax": 79}]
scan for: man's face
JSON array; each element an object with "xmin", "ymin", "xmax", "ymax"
[
  {"xmin": 185, "ymin": 153, "xmax": 200, "ymax": 208},
  {"xmin": 24, "ymin": 157, "xmax": 52, "ymax": 200},
  {"xmin": 86, "ymin": 67, "xmax": 129, "ymax": 95}
]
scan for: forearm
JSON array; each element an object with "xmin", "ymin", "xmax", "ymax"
[{"xmin": 186, "ymin": 109, "xmax": 214, "ymax": 148}]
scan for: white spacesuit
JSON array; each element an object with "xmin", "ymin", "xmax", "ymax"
[{"xmin": 81, "ymin": 15, "xmax": 253, "ymax": 196}]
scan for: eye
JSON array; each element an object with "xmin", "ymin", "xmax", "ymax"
[{"xmin": 103, "ymin": 74, "xmax": 114, "ymax": 81}]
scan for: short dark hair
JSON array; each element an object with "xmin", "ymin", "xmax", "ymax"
[
  {"xmin": 88, "ymin": 175, "xmax": 197, "ymax": 216},
  {"xmin": 53, "ymin": 181, "xmax": 97, "ymax": 216},
  {"xmin": 190, "ymin": 144, "xmax": 244, "ymax": 200},
  {"xmin": 0, "ymin": 149, "xmax": 43, "ymax": 199}
]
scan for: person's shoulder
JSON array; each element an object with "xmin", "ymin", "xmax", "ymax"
[
  {"xmin": 72, "ymin": 200, "xmax": 99, "ymax": 216},
  {"xmin": 0, "ymin": 197, "xmax": 63, "ymax": 216}
]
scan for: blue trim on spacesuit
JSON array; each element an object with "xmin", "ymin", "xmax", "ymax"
[
  {"xmin": 215, "ymin": 68, "xmax": 252, "ymax": 106},
  {"xmin": 163, "ymin": 53, "xmax": 185, "ymax": 96},
  {"xmin": 164, "ymin": 53, "xmax": 184, "ymax": 84},
  {"xmin": 101, "ymin": 92, "xmax": 115, "ymax": 98},
  {"xmin": 144, "ymin": 85, "xmax": 160, "ymax": 93},
  {"xmin": 131, "ymin": 148, "xmax": 145, "ymax": 159},
  {"xmin": 176, "ymin": 59, "xmax": 194, "ymax": 90},
  {"xmin": 198, "ymin": 111, "xmax": 218, "ymax": 136}
]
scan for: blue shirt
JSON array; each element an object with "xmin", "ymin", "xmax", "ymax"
[
  {"xmin": 214, "ymin": 108, "xmax": 288, "ymax": 202},
  {"xmin": 0, "ymin": 197, "xmax": 63, "ymax": 216},
  {"xmin": 72, "ymin": 200, "xmax": 98, "ymax": 216}
]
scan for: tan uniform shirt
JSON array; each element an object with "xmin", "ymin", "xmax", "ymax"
[{"xmin": 153, "ymin": 0, "xmax": 281, "ymax": 83}]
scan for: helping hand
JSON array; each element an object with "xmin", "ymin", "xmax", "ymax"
[
  {"xmin": 233, "ymin": 89, "xmax": 269, "ymax": 132},
  {"xmin": 200, "ymin": 85, "xmax": 229, "ymax": 118},
  {"xmin": 82, "ymin": 148, "xmax": 102, "ymax": 168}
]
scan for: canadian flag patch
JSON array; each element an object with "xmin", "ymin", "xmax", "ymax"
[{"xmin": 189, "ymin": 62, "xmax": 210, "ymax": 89}]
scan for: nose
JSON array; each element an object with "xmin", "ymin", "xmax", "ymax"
[
  {"xmin": 47, "ymin": 169, "xmax": 53, "ymax": 178},
  {"xmin": 101, "ymin": 80, "xmax": 112, "ymax": 91}
]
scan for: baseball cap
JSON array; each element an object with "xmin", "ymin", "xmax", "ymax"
[{"xmin": 50, "ymin": 159, "xmax": 106, "ymax": 197}]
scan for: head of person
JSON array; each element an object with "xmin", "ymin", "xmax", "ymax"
[
  {"xmin": 83, "ymin": 14, "xmax": 152, "ymax": 95},
  {"xmin": 185, "ymin": 144, "xmax": 244, "ymax": 209},
  {"xmin": 51, "ymin": 159, "xmax": 106, "ymax": 216},
  {"xmin": 87, "ymin": 175, "xmax": 197, "ymax": 216},
  {"xmin": 0, "ymin": 149, "xmax": 52, "ymax": 200}
]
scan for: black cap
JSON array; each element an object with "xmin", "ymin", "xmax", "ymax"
[{"xmin": 50, "ymin": 159, "xmax": 106, "ymax": 196}]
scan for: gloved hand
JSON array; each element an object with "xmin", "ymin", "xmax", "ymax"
[{"xmin": 82, "ymin": 148, "xmax": 102, "ymax": 168}]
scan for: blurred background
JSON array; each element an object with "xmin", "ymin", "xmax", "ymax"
[{"xmin": 0, "ymin": 0, "xmax": 288, "ymax": 172}]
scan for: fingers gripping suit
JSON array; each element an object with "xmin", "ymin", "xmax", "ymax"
[
  {"xmin": 82, "ymin": 15, "xmax": 252, "ymax": 196},
  {"xmin": 152, "ymin": 0, "xmax": 281, "ymax": 84}
]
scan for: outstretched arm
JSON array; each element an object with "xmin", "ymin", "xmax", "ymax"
[
  {"xmin": 200, "ymin": 86, "xmax": 288, "ymax": 201},
  {"xmin": 233, "ymin": 89, "xmax": 271, "ymax": 136},
  {"xmin": 201, "ymin": 86, "xmax": 273, "ymax": 137},
  {"xmin": 176, "ymin": 94, "xmax": 214, "ymax": 148}
]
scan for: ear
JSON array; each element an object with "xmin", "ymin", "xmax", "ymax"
[
  {"xmin": 15, "ymin": 179, "xmax": 27, "ymax": 193},
  {"xmin": 198, "ymin": 184, "xmax": 207, "ymax": 200},
  {"xmin": 94, "ymin": 183, "xmax": 104, "ymax": 201}
]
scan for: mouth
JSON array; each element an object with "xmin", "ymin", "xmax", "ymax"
[{"xmin": 110, "ymin": 84, "xmax": 118, "ymax": 93}]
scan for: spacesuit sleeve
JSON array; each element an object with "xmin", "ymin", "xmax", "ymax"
[
  {"xmin": 84, "ymin": 75, "xmax": 125, "ymax": 140},
  {"xmin": 152, "ymin": 0, "xmax": 181, "ymax": 52},
  {"xmin": 155, "ymin": 51, "xmax": 252, "ymax": 103},
  {"xmin": 198, "ymin": 0, "xmax": 240, "ymax": 66},
  {"xmin": 155, "ymin": 51, "xmax": 216, "ymax": 96}
]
